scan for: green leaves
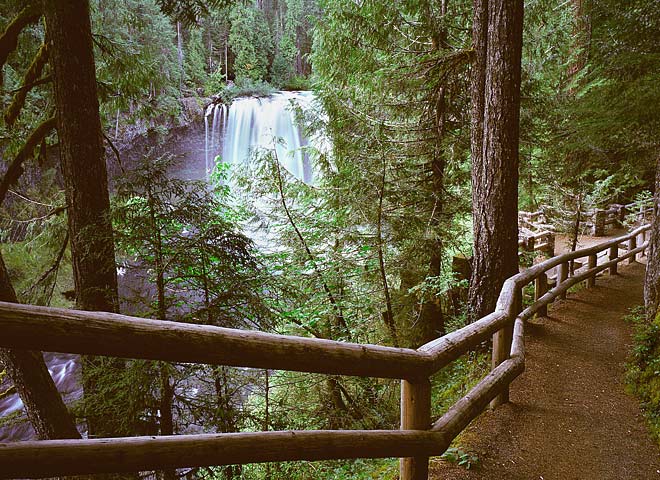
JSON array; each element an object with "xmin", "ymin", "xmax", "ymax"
[
  {"xmin": 112, "ymin": 153, "xmax": 265, "ymax": 328},
  {"xmin": 229, "ymin": 3, "xmax": 273, "ymax": 84},
  {"xmin": 441, "ymin": 447, "xmax": 480, "ymax": 470}
]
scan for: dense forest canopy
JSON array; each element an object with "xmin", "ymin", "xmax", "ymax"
[{"xmin": 0, "ymin": 0, "xmax": 659, "ymax": 478}]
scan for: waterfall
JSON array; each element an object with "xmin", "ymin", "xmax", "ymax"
[
  {"xmin": 204, "ymin": 91, "xmax": 314, "ymax": 184},
  {"xmin": 205, "ymin": 102, "xmax": 227, "ymax": 180},
  {"xmin": 0, "ymin": 353, "xmax": 81, "ymax": 441}
]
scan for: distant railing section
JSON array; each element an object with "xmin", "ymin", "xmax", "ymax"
[
  {"xmin": 0, "ymin": 224, "xmax": 652, "ymax": 480},
  {"xmin": 518, "ymin": 197, "xmax": 655, "ymax": 257},
  {"xmin": 590, "ymin": 198, "xmax": 655, "ymax": 236},
  {"xmin": 518, "ymin": 210, "xmax": 555, "ymax": 256}
]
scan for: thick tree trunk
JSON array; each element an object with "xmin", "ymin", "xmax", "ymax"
[
  {"xmin": 43, "ymin": 0, "xmax": 121, "ymax": 438},
  {"xmin": 43, "ymin": 0, "xmax": 118, "ymax": 315},
  {"xmin": 468, "ymin": 0, "xmax": 523, "ymax": 321},
  {"xmin": 644, "ymin": 157, "xmax": 660, "ymax": 320},
  {"xmin": 0, "ymin": 255, "xmax": 80, "ymax": 440}
]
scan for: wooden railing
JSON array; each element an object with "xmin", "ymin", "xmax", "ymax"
[
  {"xmin": 0, "ymin": 225, "xmax": 651, "ymax": 480},
  {"xmin": 518, "ymin": 210, "xmax": 555, "ymax": 255},
  {"xmin": 520, "ymin": 197, "xmax": 655, "ymax": 239},
  {"xmin": 590, "ymin": 199, "xmax": 655, "ymax": 236}
]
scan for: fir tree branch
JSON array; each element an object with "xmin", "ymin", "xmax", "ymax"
[
  {"xmin": 102, "ymin": 131, "xmax": 125, "ymax": 174},
  {"xmin": 271, "ymin": 148, "xmax": 349, "ymax": 336},
  {"xmin": 0, "ymin": 116, "xmax": 57, "ymax": 207},
  {"xmin": 5, "ymin": 44, "xmax": 49, "ymax": 127},
  {"xmin": 0, "ymin": 3, "xmax": 42, "ymax": 86},
  {"xmin": 21, "ymin": 232, "xmax": 69, "ymax": 305},
  {"xmin": 6, "ymin": 74, "xmax": 51, "ymax": 94}
]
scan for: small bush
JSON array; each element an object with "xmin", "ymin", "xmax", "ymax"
[
  {"xmin": 441, "ymin": 447, "xmax": 480, "ymax": 470},
  {"xmin": 204, "ymin": 67, "xmax": 226, "ymax": 97},
  {"xmin": 214, "ymin": 80, "xmax": 278, "ymax": 106},
  {"xmin": 625, "ymin": 306, "xmax": 660, "ymax": 444},
  {"xmin": 280, "ymin": 75, "xmax": 311, "ymax": 91}
]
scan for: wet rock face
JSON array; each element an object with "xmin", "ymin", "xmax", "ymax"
[{"xmin": 180, "ymin": 97, "xmax": 209, "ymax": 124}]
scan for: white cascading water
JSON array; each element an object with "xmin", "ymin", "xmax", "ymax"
[
  {"xmin": 0, "ymin": 353, "xmax": 80, "ymax": 441},
  {"xmin": 205, "ymin": 91, "xmax": 314, "ymax": 184}
]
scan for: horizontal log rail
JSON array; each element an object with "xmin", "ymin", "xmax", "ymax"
[
  {"xmin": 0, "ymin": 224, "xmax": 651, "ymax": 479},
  {"xmin": 0, "ymin": 302, "xmax": 432, "ymax": 380},
  {"xmin": 0, "ymin": 430, "xmax": 453, "ymax": 478}
]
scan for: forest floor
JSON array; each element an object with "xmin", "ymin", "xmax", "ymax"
[{"xmin": 429, "ymin": 259, "xmax": 660, "ymax": 480}]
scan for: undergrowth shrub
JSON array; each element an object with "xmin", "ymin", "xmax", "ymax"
[{"xmin": 625, "ymin": 306, "xmax": 660, "ymax": 444}]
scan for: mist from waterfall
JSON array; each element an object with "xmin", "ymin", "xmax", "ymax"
[{"xmin": 205, "ymin": 91, "xmax": 315, "ymax": 184}]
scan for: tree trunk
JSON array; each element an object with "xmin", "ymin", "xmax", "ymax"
[
  {"xmin": 566, "ymin": 0, "xmax": 591, "ymax": 92},
  {"xmin": 417, "ymin": 0, "xmax": 450, "ymax": 345},
  {"xmin": 644, "ymin": 156, "xmax": 660, "ymax": 320},
  {"xmin": 177, "ymin": 21, "xmax": 184, "ymax": 93},
  {"xmin": 0, "ymin": 254, "xmax": 80, "ymax": 440},
  {"xmin": 43, "ymin": 0, "xmax": 122, "ymax": 438},
  {"xmin": 468, "ymin": 0, "xmax": 524, "ymax": 321}
]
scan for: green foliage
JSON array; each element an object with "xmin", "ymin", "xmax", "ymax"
[
  {"xmin": 271, "ymin": 0, "xmax": 304, "ymax": 87},
  {"xmin": 230, "ymin": 458, "xmax": 398, "ymax": 479},
  {"xmin": 1, "ymin": 185, "xmax": 73, "ymax": 308},
  {"xmin": 218, "ymin": 79, "xmax": 278, "ymax": 104},
  {"xmin": 441, "ymin": 447, "xmax": 479, "ymax": 470},
  {"xmin": 229, "ymin": 3, "xmax": 274, "ymax": 83},
  {"xmin": 430, "ymin": 351, "xmax": 490, "ymax": 418},
  {"xmin": 185, "ymin": 27, "xmax": 210, "ymax": 88},
  {"xmin": 113, "ymin": 154, "xmax": 265, "ymax": 326},
  {"xmin": 103, "ymin": 154, "xmax": 270, "ymax": 438},
  {"xmin": 204, "ymin": 67, "xmax": 227, "ymax": 96},
  {"xmin": 91, "ymin": 0, "xmax": 182, "ymax": 122},
  {"xmin": 520, "ymin": 0, "xmax": 659, "ymax": 213},
  {"xmin": 626, "ymin": 306, "xmax": 660, "ymax": 444},
  {"xmin": 280, "ymin": 74, "xmax": 311, "ymax": 91},
  {"xmin": 311, "ymin": 0, "xmax": 474, "ymax": 345}
]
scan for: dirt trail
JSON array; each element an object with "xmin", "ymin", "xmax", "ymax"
[{"xmin": 430, "ymin": 262, "xmax": 660, "ymax": 480}]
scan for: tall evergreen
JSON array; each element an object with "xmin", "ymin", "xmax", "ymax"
[
  {"xmin": 43, "ymin": 0, "xmax": 123, "ymax": 438},
  {"xmin": 467, "ymin": 0, "xmax": 523, "ymax": 321}
]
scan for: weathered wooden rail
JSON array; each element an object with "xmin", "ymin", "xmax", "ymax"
[
  {"xmin": 591, "ymin": 198, "xmax": 654, "ymax": 236},
  {"xmin": 521, "ymin": 197, "xmax": 654, "ymax": 239},
  {"xmin": 518, "ymin": 210, "xmax": 555, "ymax": 255},
  {"xmin": 0, "ymin": 225, "xmax": 651, "ymax": 479},
  {"xmin": 583, "ymin": 198, "xmax": 653, "ymax": 236}
]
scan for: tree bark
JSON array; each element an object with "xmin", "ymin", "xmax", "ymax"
[
  {"xmin": 468, "ymin": 0, "xmax": 523, "ymax": 321},
  {"xmin": 0, "ymin": 255, "xmax": 80, "ymax": 440},
  {"xmin": 417, "ymin": 0, "xmax": 450, "ymax": 345},
  {"xmin": 644, "ymin": 156, "xmax": 660, "ymax": 320},
  {"xmin": 43, "ymin": 0, "xmax": 121, "ymax": 438},
  {"xmin": 566, "ymin": 0, "xmax": 591, "ymax": 92}
]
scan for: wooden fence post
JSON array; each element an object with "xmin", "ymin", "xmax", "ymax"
[
  {"xmin": 615, "ymin": 204, "xmax": 626, "ymax": 226},
  {"xmin": 400, "ymin": 379, "xmax": 431, "ymax": 480},
  {"xmin": 534, "ymin": 273, "xmax": 548, "ymax": 317},
  {"xmin": 547, "ymin": 233, "xmax": 556, "ymax": 256},
  {"xmin": 641, "ymin": 230, "xmax": 647, "ymax": 257},
  {"xmin": 587, "ymin": 254, "xmax": 597, "ymax": 288},
  {"xmin": 559, "ymin": 262, "xmax": 569, "ymax": 299},
  {"xmin": 628, "ymin": 236, "xmax": 637, "ymax": 264},
  {"xmin": 609, "ymin": 245, "xmax": 618, "ymax": 275},
  {"xmin": 592, "ymin": 210, "xmax": 606, "ymax": 236},
  {"xmin": 490, "ymin": 287, "xmax": 520, "ymax": 408}
]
